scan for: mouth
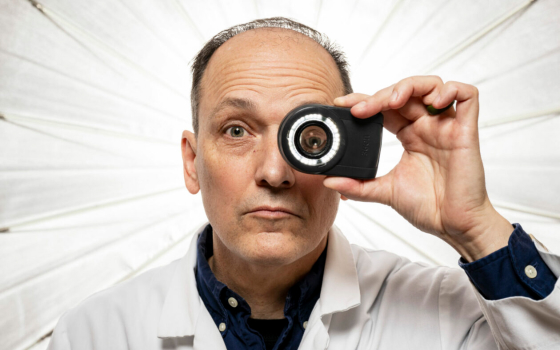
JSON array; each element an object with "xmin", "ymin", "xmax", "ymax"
[{"xmin": 246, "ymin": 206, "xmax": 299, "ymax": 219}]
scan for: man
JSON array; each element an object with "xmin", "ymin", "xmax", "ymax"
[{"xmin": 48, "ymin": 17, "xmax": 560, "ymax": 350}]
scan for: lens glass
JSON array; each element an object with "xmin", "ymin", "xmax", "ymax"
[{"xmin": 299, "ymin": 125, "xmax": 328, "ymax": 155}]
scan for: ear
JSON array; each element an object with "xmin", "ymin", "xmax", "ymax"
[{"xmin": 181, "ymin": 130, "xmax": 200, "ymax": 194}]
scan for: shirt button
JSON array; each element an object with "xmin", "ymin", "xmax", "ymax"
[
  {"xmin": 219, "ymin": 322, "xmax": 226, "ymax": 332},
  {"xmin": 228, "ymin": 297, "xmax": 238, "ymax": 308},
  {"xmin": 525, "ymin": 265, "xmax": 537, "ymax": 279},
  {"xmin": 303, "ymin": 321, "xmax": 308, "ymax": 329}
]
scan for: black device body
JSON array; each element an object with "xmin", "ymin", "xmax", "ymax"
[{"xmin": 278, "ymin": 104, "xmax": 384, "ymax": 179}]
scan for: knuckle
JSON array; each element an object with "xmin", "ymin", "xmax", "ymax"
[
  {"xmin": 444, "ymin": 81, "xmax": 459, "ymax": 92},
  {"xmin": 471, "ymin": 86, "xmax": 479, "ymax": 96},
  {"xmin": 397, "ymin": 77, "xmax": 412, "ymax": 87}
]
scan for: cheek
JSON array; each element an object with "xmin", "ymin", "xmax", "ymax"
[
  {"xmin": 297, "ymin": 174, "xmax": 340, "ymax": 222},
  {"xmin": 196, "ymin": 145, "xmax": 254, "ymax": 216}
]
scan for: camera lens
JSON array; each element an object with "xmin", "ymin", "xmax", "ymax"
[
  {"xmin": 279, "ymin": 108, "xmax": 343, "ymax": 169},
  {"xmin": 300, "ymin": 125, "xmax": 328, "ymax": 155}
]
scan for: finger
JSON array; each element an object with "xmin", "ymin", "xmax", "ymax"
[
  {"xmin": 349, "ymin": 86, "xmax": 394, "ymax": 119},
  {"xmin": 433, "ymin": 81, "xmax": 479, "ymax": 126},
  {"xmin": 334, "ymin": 93, "xmax": 370, "ymax": 107},
  {"xmin": 351, "ymin": 76, "xmax": 445, "ymax": 120},
  {"xmin": 323, "ymin": 173, "xmax": 393, "ymax": 206},
  {"xmin": 393, "ymin": 75, "xmax": 444, "ymax": 109},
  {"xmin": 334, "ymin": 92, "xmax": 411, "ymax": 134},
  {"xmin": 381, "ymin": 109, "xmax": 411, "ymax": 135},
  {"xmin": 400, "ymin": 95, "xmax": 456, "ymax": 121}
]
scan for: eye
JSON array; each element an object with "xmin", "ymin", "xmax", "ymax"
[{"xmin": 225, "ymin": 126, "xmax": 246, "ymax": 138}]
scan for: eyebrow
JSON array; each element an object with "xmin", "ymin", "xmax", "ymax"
[
  {"xmin": 210, "ymin": 96, "xmax": 333, "ymax": 119},
  {"xmin": 211, "ymin": 97, "xmax": 258, "ymax": 116}
]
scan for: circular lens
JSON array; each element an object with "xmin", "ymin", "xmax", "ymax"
[{"xmin": 299, "ymin": 125, "xmax": 329, "ymax": 155}]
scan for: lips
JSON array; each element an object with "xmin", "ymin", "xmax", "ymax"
[{"xmin": 247, "ymin": 206, "xmax": 299, "ymax": 218}]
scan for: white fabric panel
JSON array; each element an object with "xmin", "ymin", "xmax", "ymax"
[
  {"xmin": 0, "ymin": 0, "xmax": 190, "ymax": 138},
  {"xmin": 1, "ymin": 191, "xmax": 199, "ymax": 292},
  {"xmin": 481, "ymin": 116, "xmax": 560, "ymax": 215},
  {"xmin": 0, "ymin": 120, "xmax": 184, "ymax": 227},
  {"xmin": 37, "ymin": 0, "xmax": 195, "ymax": 93},
  {"xmin": 1, "ymin": 0, "xmax": 559, "ymax": 349}
]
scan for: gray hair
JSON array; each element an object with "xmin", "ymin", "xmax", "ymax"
[{"xmin": 190, "ymin": 17, "xmax": 353, "ymax": 134}]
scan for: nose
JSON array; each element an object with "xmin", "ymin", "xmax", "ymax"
[{"xmin": 254, "ymin": 129, "xmax": 295, "ymax": 189}]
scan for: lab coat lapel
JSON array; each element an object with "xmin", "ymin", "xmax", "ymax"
[
  {"xmin": 193, "ymin": 304, "xmax": 228, "ymax": 350},
  {"xmin": 157, "ymin": 224, "xmax": 227, "ymax": 349},
  {"xmin": 319, "ymin": 225, "xmax": 361, "ymax": 315},
  {"xmin": 157, "ymin": 225, "xmax": 205, "ymax": 338},
  {"xmin": 298, "ymin": 225, "xmax": 361, "ymax": 349}
]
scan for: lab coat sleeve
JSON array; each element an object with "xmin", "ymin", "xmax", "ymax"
[{"xmin": 468, "ymin": 242, "xmax": 560, "ymax": 349}]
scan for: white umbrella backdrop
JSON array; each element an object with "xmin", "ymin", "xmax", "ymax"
[{"xmin": 1, "ymin": 0, "xmax": 559, "ymax": 349}]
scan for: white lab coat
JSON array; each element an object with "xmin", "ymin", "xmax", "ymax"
[{"xmin": 48, "ymin": 224, "xmax": 560, "ymax": 350}]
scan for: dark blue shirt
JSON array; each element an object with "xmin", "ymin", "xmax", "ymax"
[
  {"xmin": 195, "ymin": 225, "xmax": 326, "ymax": 350},
  {"xmin": 460, "ymin": 223, "xmax": 556, "ymax": 300},
  {"xmin": 195, "ymin": 223, "xmax": 556, "ymax": 349}
]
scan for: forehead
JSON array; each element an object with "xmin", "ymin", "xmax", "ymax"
[{"xmin": 198, "ymin": 28, "xmax": 344, "ymax": 117}]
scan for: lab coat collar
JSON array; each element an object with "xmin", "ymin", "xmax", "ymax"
[
  {"xmin": 156, "ymin": 223, "xmax": 361, "ymax": 338},
  {"xmin": 318, "ymin": 225, "xmax": 361, "ymax": 316},
  {"xmin": 157, "ymin": 224, "xmax": 204, "ymax": 338}
]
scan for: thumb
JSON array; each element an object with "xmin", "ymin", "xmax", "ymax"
[{"xmin": 323, "ymin": 174, "xmax": 393, "ymax": 206}]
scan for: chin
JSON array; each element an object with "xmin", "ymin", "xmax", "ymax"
[{"xmin": 241, "ymin": 231, "xmax": 304, "ymax": 266}]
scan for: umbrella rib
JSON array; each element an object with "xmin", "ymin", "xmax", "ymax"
[
  {"xmin": 493, "ymin": 200, "xmax": 560, "ymax": 220},
  {"xmin": 170, "ymin": 0, "xmax": 206, "ymax": 43},
  {"xmin": 1, "ymin": 112, "xmax": 177, "ymax": 146},
  {"xmin": 357, "ymin": 0, "xmax": 405, "ymax": 66},
  {"xmin": 121, "ymin": 220, "xmax": 206, "ymax": 281},
  {"xmin": 479, "ymin": 106, "xmax": 560, "ymax": 128},
  {"xmin": 315, "ymin": 0, "xmax": 324, "ymax": 29},
  {"xmin": 0, "ymin": 187, "xmax": 184, "ymax": 232},
  {"xmin": 11, "ymin": 210, "xmax": 188, "ymax": 233},
  {"xmin": 421, "ymin": 0, "xmax": 537, "ymax": 74},
  {"xmin": 374, "ymin": 0, "xmax": 455, "ymax": 69},
  {"xmin": 26, "ymin": 0, "xmax": 190, "ymax": 101},
  {"xmin": 472, "ymin": 46, "xmax": 560, "ymax": 86},
  {"xmin": 0, "ymin": 209, "xmax": 190, "ymax": 294},
  {"xmin": 116, "ymin": 0, "xmax": 192, "ymax": 61},
  {"xmin": 346, "ymin": 202, "xmax": 446, "ymax": 265},
  {"xmin": 0, "ymin": 117, "xmax": 134, "ymax": 158},
  {"xmin": 253, "ymin": 0, "xmax": 260, "ymax": 18},
  {"xmin": 2, "ymin": 167, "xmax": 178, "ymax": 173},
  {"xmin": 0, "ymin": 49, "xmax": 186, "ymax": 123}
]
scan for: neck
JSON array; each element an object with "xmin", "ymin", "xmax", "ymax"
[{"xmin": 209, "ymin": 233, "xmax": 327, "ymax": 319}]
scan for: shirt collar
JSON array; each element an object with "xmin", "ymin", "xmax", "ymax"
[
  {"xmin": 195, "ymin": 224, "xmax": 327, "ymax": 327},
  {"xmin": 157, "ymin": 223, "xmax": 361, "ymax": 338}
]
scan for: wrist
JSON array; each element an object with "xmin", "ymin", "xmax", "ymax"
[{"xmin": 450, "ymin": 208, "xmax": 513, "ymax": 262}]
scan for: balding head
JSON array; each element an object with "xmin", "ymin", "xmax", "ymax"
[{"xmin": 190, "ymin": 17, "xmax": 353, "ymax": 135}]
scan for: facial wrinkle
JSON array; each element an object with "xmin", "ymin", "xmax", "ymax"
[{"xmin": 208, "ymin": 61, "xmax": 340, "ymax": 95}]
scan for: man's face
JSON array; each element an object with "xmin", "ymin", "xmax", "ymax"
[{"xmin": 184, "ymin": 28, "xmax": 344, "ymax": 266}]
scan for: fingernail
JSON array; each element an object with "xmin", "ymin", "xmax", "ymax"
[
  {"xmin": 433, "ymin": 95, "xmax": 441, "ymax": 106},
  {"xmin": 334, "ymin": 97, "xmax": 345, "ymax": 105},
  {"xmin": 391, "ymin": 90, "xmax": 398, "ymax": 102},
  {"xmin": 355, "ymin": 101, "xmax": 366, "ymax": 111}
]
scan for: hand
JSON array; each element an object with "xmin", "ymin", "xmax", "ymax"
[{"xmin": 324, "ymin": 76, "xmax": 512, "ymax": 262}]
